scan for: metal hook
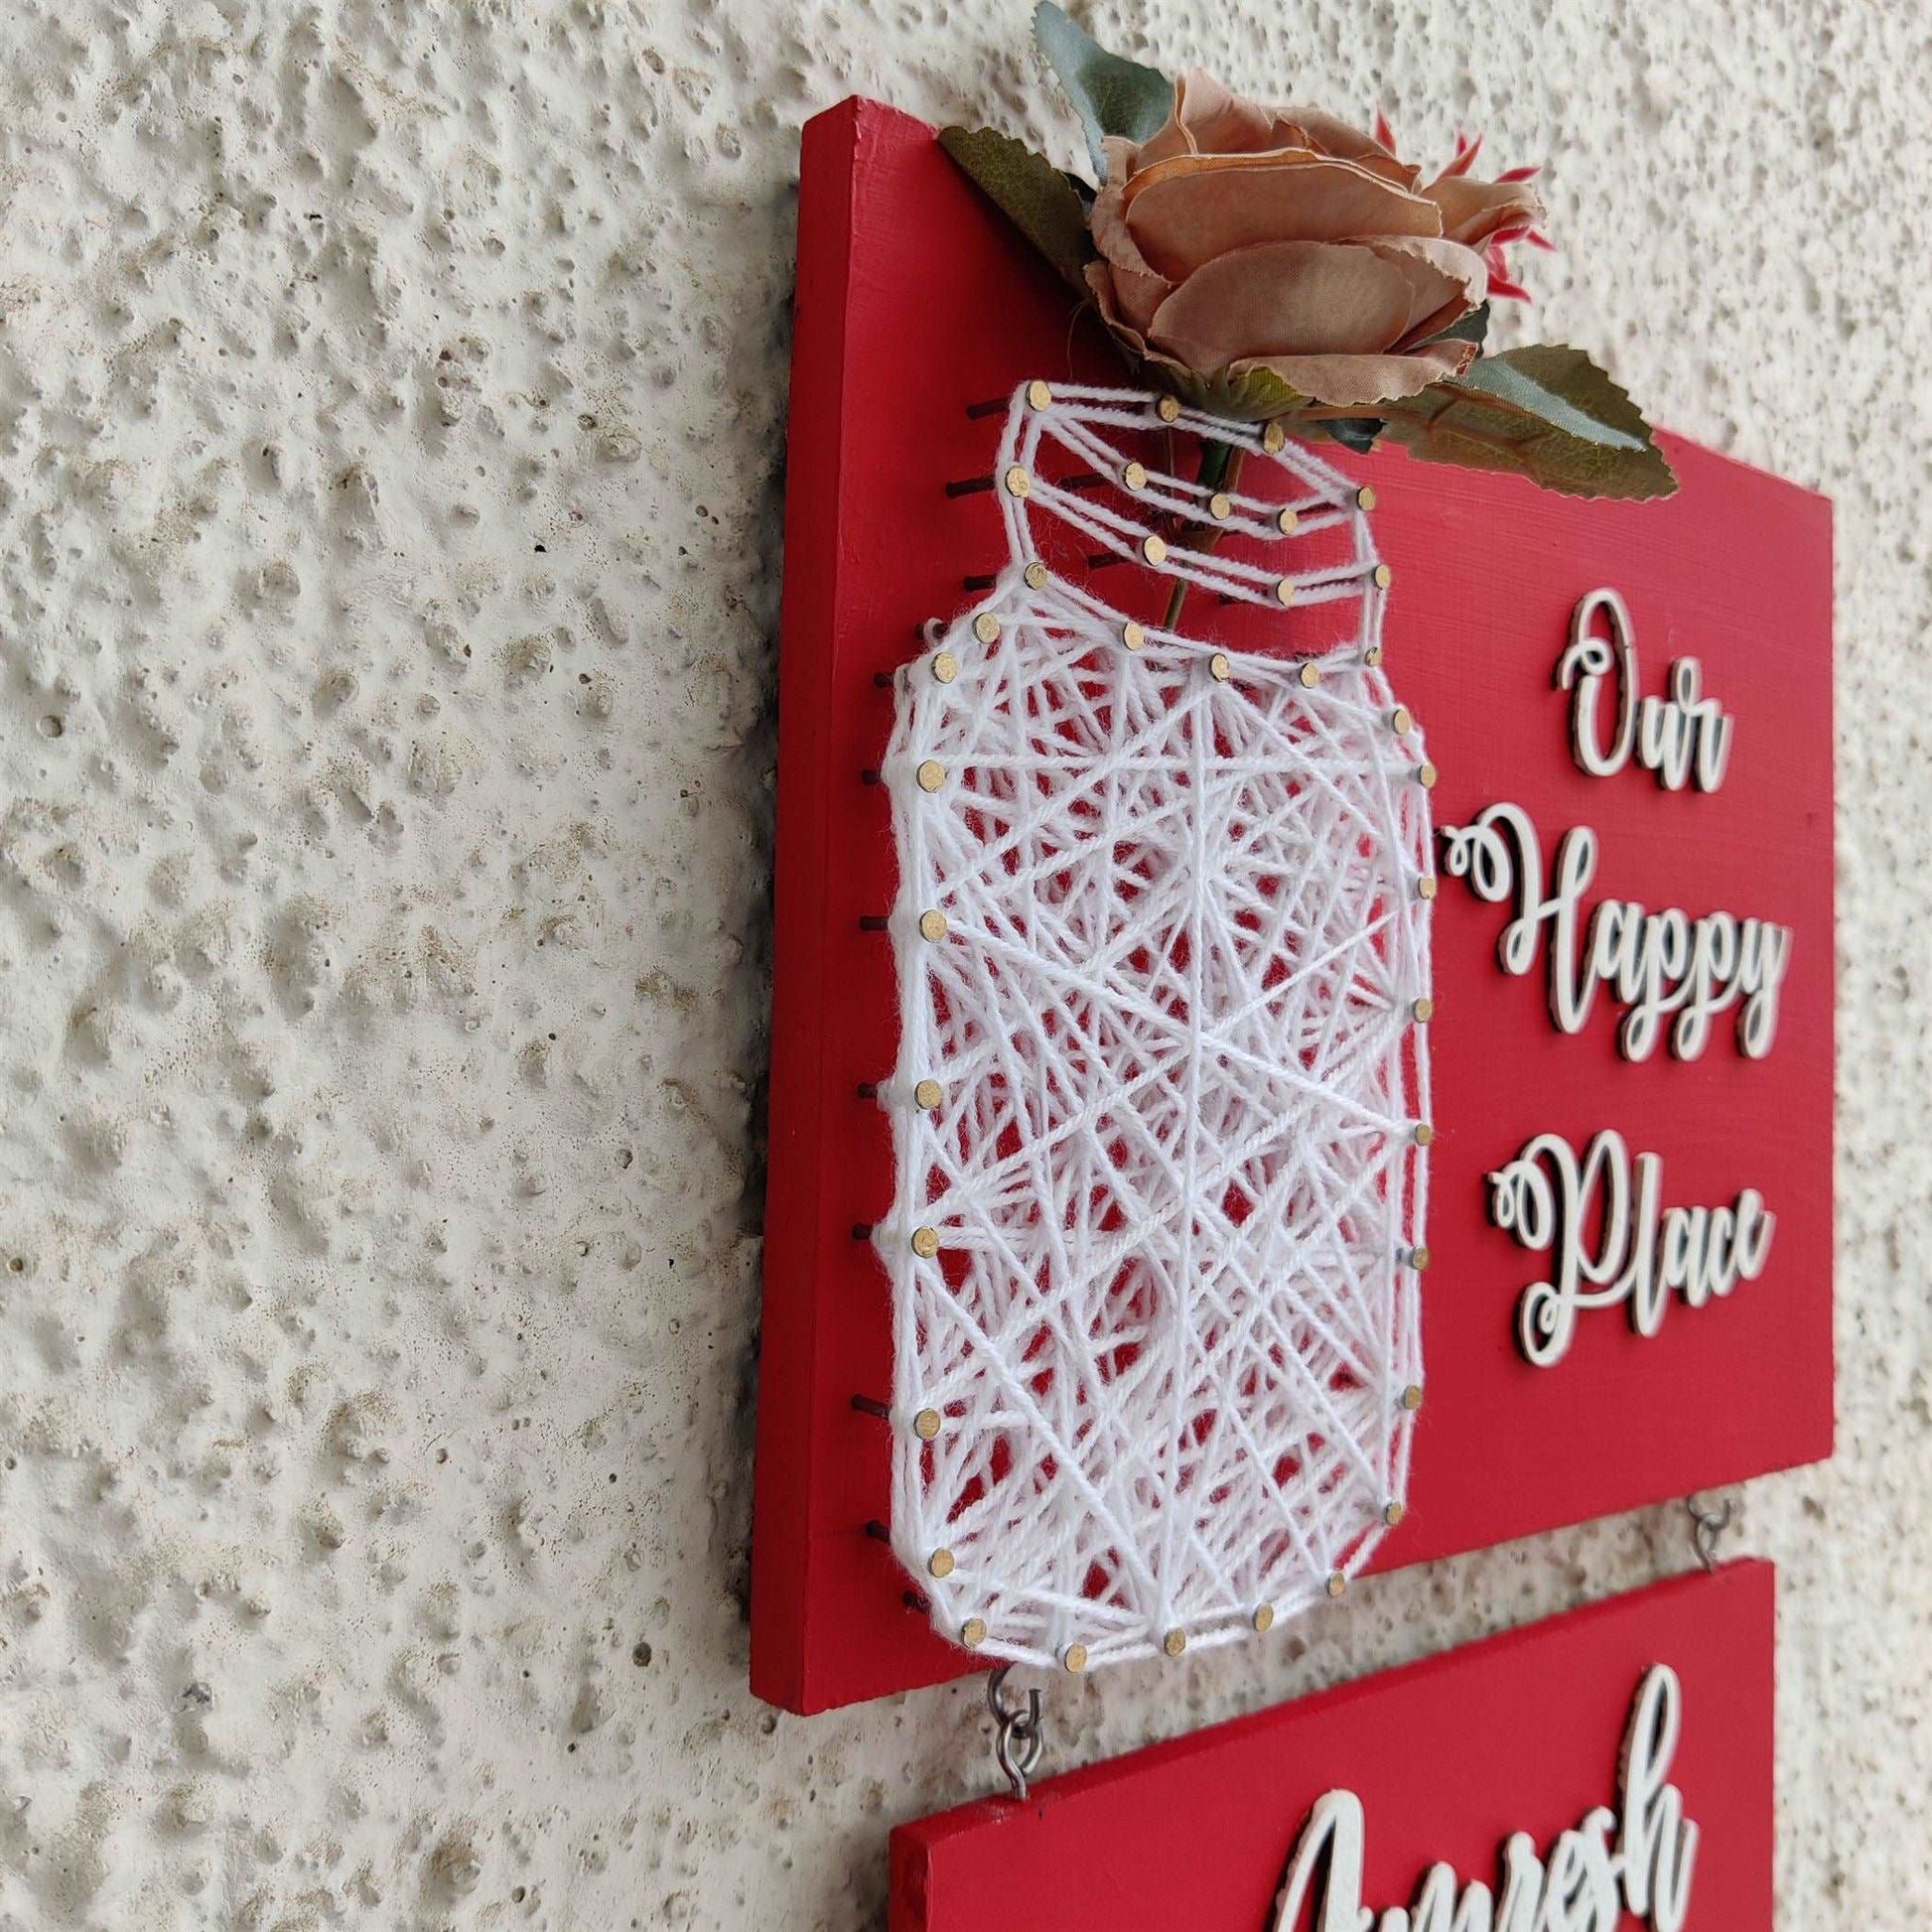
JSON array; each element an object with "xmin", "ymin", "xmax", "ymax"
[
  {"xmin": 986, "ymin": 1664, "xmax": 1045, "ymax": 1801},
  {"xmin": 1685, "ymin": 1492, "xmax": 1733, "ymax": 1572}
]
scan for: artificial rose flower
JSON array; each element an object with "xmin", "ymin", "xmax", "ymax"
[{"xmin": 1083, "ymin": 69, "xmax": 1547, "ymax": 415}]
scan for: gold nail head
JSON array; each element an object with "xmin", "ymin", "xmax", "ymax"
[
  {"xmin": 1401, "ymin": 1382, "xmax": 1426, "ymax": 1412},
  {"xmin": 1382, "ymin": 1500, "xmax": 1406, "ymax": 1527},
  {"xmin": 915, "ymin": 759, "xmax": 945, "ymax": 793},
  {"xmin": 927, "ymin": 1548, "xmax": 955, "ymax": 1580},
  {"xmin": 1277, "ymin": 505, "xmax": 1300, "ymax": 535},
  {"xmin": 1373, "ymin": 563, "xmax": 1394, "ymax": 591},
  {"xmin": 1411, "ymin": 1245, "xmax": 1433, "ymax": 1272},
  {"xmin": 973, "ymin": 612, "xmax": 1000, "ymax": 645},
  {"xmin": 1024, "ymin": 561, "xmax": 1049, "ymax": 591},
  {"xmin": 910, "ymin": 1225, "xmax": 940, "ymax": 1259},
  {"xmin": 918, "ymin": 909, "xmax": 948, "ymax": 942},
  {"xmin": 960, "ymin": 1616, "xmax": 989, "ymax": 1649},
  {"xmin": 1026, "ymin": 378, "xmax": 1053, "ymax": 411},
  {"xmin": 1389, "ymin": 706, "xmax": 1413, "ymax": 736},
  {"xmin": 913, "ymin": 1407, "xmax": 943, "ymax": 1441},
  {"xmin": 1325, "ymin": 1571, "xmax": 1348, "ymax": 1599},
  {"xmin": 1122, "ymin": 621, "xmax": 1147, "ymax": 653},
  {"xmin": 1061, "ymin": 1642, "xmax": 1089, "ymax": 1673},
  {"xmin": 912, "ymin": 1078, "xmax": 944, "ymax": 1110},
  {"xmin": 1123, "ymin": 460, "xmax": 1149, "ymax": 490},
  {"xmin": 1356, "ymin": 484, "xmax": 1378, "ymax": 512},
  {"xmin": 1208, "ymin": 491, "xmax": 1233, "ymax": 520},
  {"xmin": 1417, "ymin": 876, "xmax": 1438, "ymax": 901},
  {"xmin": 1263, "ymin": 421, "xmax": 1287, "ymax": 453},
  {"xmin": 1003, "ymin": 466, "xmax": 1031, "ymax": 499},
  {"xmin": 1364, "ymin": 644, "xmax": 1385, "ymax": 667},
  {"xmin": 1142, "ymin": 534, "xmax": 1169, "ymax": 566},
  {"xmin": 1412, "ymin": 996, "xmax": 1435, "ymax": 1023},
  {"xmin": 1252, "ymin": 1603, "xmax": 1276, "ymax": 1634},
  {"xmin": 931, "ymin": 650, "xmax": 959, "ymax": 684},
  {"xmin": 1414, "ymin": 1122, "xmax": 1436, "ymax": 1148},
  {"xmin": 1157, "ymin": 395, "xmax": 1181, "ymax": 423},
  {"xmin": 1299, "ymin": 661, "xmax": 1321, "ymax": 689},
  {"xmin": 1208, "ymin": 652, "xmax": 1233, "ymax": 683},
  {"xmin": 1275, "ymin": 578, "xmax": 1297, "ymax": 607},
  {"xmin": 1417, "ymin": 761, "xmax": 1438, "ymax": 789},
  {"xmin": 1163, "ymin": 1628, "xmax": 1187, "ymax": 1658}
]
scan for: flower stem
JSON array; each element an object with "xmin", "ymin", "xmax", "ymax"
[{"xmin": 1162, "ymin": 438, "xmax": 1244, "ymax": 631}]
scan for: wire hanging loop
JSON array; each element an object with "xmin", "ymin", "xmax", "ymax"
[
  {"xmin": 986, "ymin": 1665, "xmax": 1045, "ymax": 1801},
  {"xmin": 1685, "ymin": 1492, "xmax": 1733, "ymax": 1572}
]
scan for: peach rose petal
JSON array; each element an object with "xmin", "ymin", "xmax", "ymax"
[
  {"xmin": 1228, "ymin": 340, "xmax": 1478, "ymax": 409},
  {"xmin": 1084, "ymin": 260, "xmax": 1152, "ymax": 355},
  {"xmin": 1160, "ymin": 69, "xmax": 1298, "ymax": 162},
  {"xmin": 1090, "ymin": 172, "xmax": 1173, "ymax": 335},
  {"xmin": 1131, "ymin": 72, "xmax": 1210, "ymax": 170},
  {"xmin": 1279, "ymin": 106, "xmax": 1422, "ymax": 188},
  {"xmin": 1144, "ymin": 239, "xmax": 1466, "ymax": 370},
  {"xmin": 1085, "ymin": 258, "xmax": 1171, "ymax": 350},
  {"xmin": 1424, "ymin": 174, "xmax": 1549, "ymax": 249},
  {"xmin": 1125, "ymin": 151, "xmax": 1445, "ymax": 281},
  {"xmin": 1353, "ymin": 234, "xmax": 1490, "ymax": 344}
]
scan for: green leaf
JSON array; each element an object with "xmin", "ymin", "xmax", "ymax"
[
  {"xmin": 1378, "ymin": 345, "xmax": 1677, "ymax": 499},
  {"xmin": 937, "ymin": 125, "xmax": 1095, "ymax": 291},
  {"xmin": 1034, "ymin": 2, "xmax": 1173, "ymax": 177},
  {"xmin": 1414, "ymin": 301, "xmax": 1490, "ymax": 350},
  {"xmin": 1318, "ymin": 417, "xmax": 1386, "ymax": 455}
]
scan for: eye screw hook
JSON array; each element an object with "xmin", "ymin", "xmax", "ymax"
[{"xmin": 986, "ymin": 1663, "xmax": 1045, "ymax": 1801}]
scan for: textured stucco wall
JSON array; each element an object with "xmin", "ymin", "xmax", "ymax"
[{"xmin": 0, "ymin": 2, "xmax": 1915, "ymax": 1926}]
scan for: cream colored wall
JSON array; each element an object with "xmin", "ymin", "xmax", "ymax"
[{"xmin": 0, "ymin": 1, "xmax": 1908, "ymax": 1925}]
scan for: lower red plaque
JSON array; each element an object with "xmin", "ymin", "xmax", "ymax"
[{"xmin": 891, "ymin": 1561, "xmax": 1774, "ymax": 1932}]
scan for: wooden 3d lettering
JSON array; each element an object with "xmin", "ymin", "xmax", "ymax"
[
  {"xmin": 1271, "ymin": 1665, "xmax": 1698, "ymax": 1932},
  {"xmin": 751, "ymin": 90, "xmax": 1833, "ymax": 1716}
]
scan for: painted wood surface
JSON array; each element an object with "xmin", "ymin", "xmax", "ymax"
[{"xmin": 751, "ymin": 96, "xmax": 1833, "ymax": 1715}]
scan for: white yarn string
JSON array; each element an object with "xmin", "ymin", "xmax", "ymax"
[{"xmin": 879, "ymin": 384, "xmax": 1434, "ymax": 1673}]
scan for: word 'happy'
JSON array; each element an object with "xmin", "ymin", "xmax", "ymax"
[
  {"xmin": 1437, "ymin": 802, "xmax": 1791, "ymax": 1062},
  {"xmin": 1271, "ymin": 1665, "xmax": 1698, "ymax": 1932},
  {"xmin": 1486, "ymin": 1129, "xmax": 1775, "ymax": 1366}
]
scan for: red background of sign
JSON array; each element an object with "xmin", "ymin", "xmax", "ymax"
[
  {"xmin": 891, "ymin": 1562, "xmax": 1776, "ymax": 1932},
  {"xmin": 752, "ymin": 99, "xmax": 1834, "ymax": 1714}
]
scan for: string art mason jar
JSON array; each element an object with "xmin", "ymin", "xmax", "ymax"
[{"xmin": 877, "ymin": 383, "xmax": 1435, "ymax": 1672}]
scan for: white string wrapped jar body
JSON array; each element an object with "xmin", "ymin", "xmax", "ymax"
[{"xmin": 879, "ymin": 385, "xmax": 1435, "ymax": 1673}]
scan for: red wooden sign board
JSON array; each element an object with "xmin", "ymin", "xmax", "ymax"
[
  {"xmin": 892, "ymin": 1561, "xmax": 1775, "ymax": 1932},
  {"xmin": 752, "ymin": 97, "xmax": 1834, "ymax": 1714}
]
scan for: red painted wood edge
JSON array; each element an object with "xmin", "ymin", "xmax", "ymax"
[
  {"xmin": 891, "ymin": 1561, "xmax": 1776, "ymax": 1932},
  {"xmin": 751, "ymin": 97, "xmax": 860, "ymax": 1711}
]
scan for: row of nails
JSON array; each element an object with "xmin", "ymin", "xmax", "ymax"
[
  {"xmin": 964, "ymin": 383, "xmax": 1306, "ymax": 454},
  {"xmin": 860, "ymin": 1479, "xmax": 1417, "ymax": 1664},
  {"xmin": 945, "ymin": 466, "xmax": 1377, "ymax": 537},
  {"xmin": 875, "ymin": 629, "xmax": 1407, "ymax": 691}
]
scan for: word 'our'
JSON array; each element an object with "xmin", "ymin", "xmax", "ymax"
[
  {"xmin": 1438, "ymin": 802, "xmax": 1791, "ymax": 1061},
  {"xmin": 1486, "ymin": 1129, "xmax": 1774, "ymax": 1367},
  {"xmin": 1272, "ymin": 1665, "xmax": 1698, "ymax": 1932},
  {"xmin": 1559, "ymin": 588, "xmax": 1734, "ymax": 792}
]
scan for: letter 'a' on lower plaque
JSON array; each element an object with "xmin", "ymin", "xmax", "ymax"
[{"xmin": 888, "ymin": 1563, "xmax": 1775, "ymax": 1932}]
